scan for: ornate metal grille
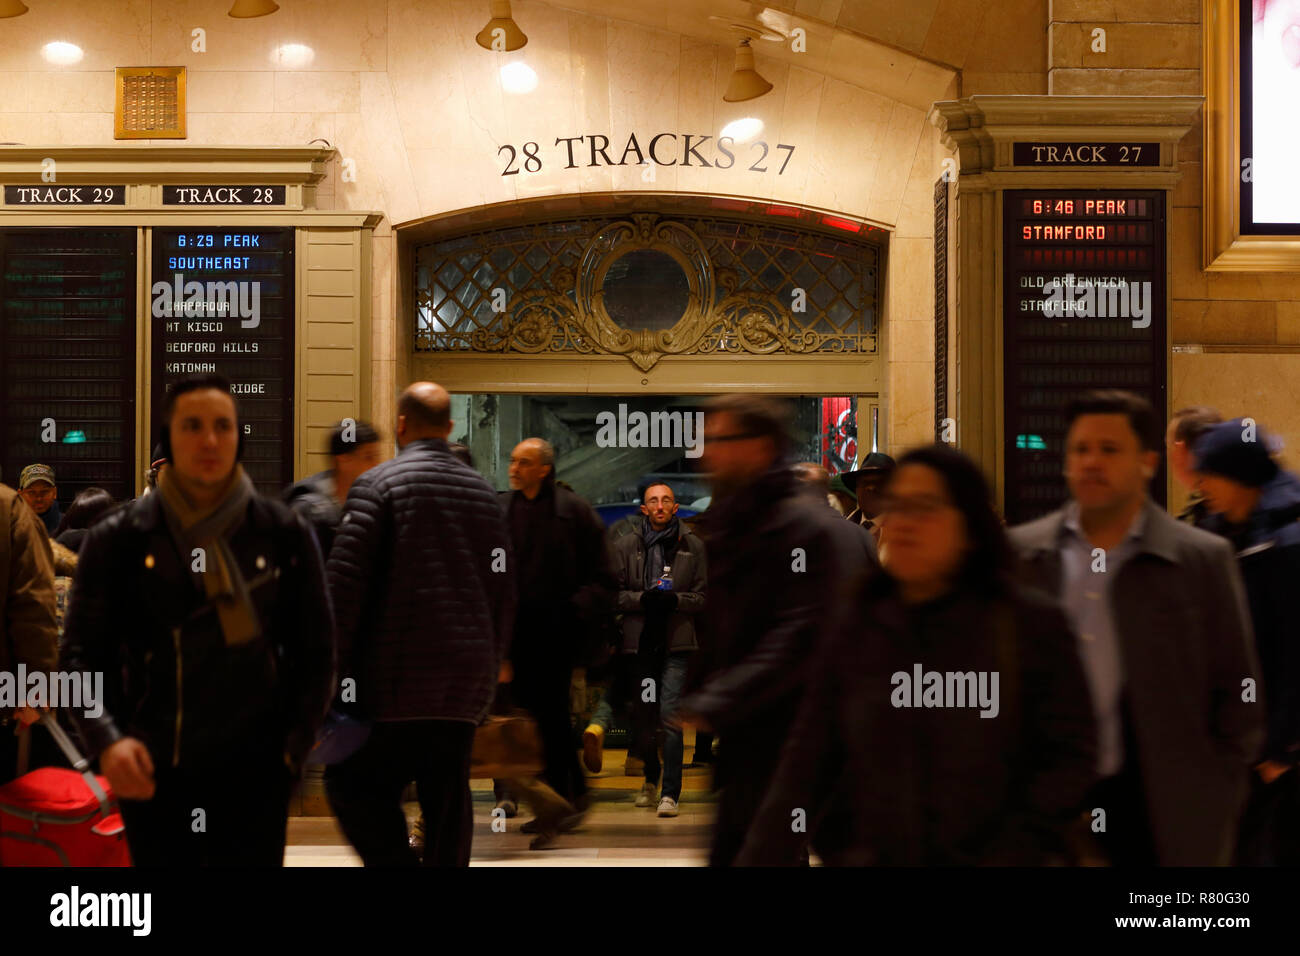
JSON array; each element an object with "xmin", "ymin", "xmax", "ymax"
[{"xmin": 414, "ymin": 213, "xmax": 880, "ymax": 370}]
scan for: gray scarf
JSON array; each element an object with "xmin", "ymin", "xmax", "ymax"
[{"xmin": 156, "ymin": 463, "xmax": 260, "ymax": 646}]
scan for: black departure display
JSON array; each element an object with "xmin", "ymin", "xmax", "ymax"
[
  {"xmin": 0, "ymin": 228, "xmax": 137, "ymax": 503},
  {"xmin": 1002, "ymin": 190, "xmax": 1166, "ymax": 524},
  {"xmin": 150, "ymin": 227, "xmax": 294, "ymax": 494}
]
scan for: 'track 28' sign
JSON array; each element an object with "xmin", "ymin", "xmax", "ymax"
[{"xmin": 162, "ymin": 185, "xmax": 286, "ymax": 205}]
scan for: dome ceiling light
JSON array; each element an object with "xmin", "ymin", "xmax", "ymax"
[
  {"xmin": 228, "ymin": 0, "xmax": 280, "ymax": 17},
  {"xmin": 476, "ymin": 0, "xmax": 527, "ymax": 52},
  {"xmin": 722, "ymin": 38, "xmax": 773, "ymax": 102}
]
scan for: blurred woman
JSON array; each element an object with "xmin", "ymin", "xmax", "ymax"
[
  {"xmin": 736, "ymin": 444, "xmax": 1097, "ymax": 865},
  {"xmin": 1194, "ymin": 419, "xmax": 1300, "ymax": 866},
  {"xmin": 53, "ymin": 486, "xmax": 116, "ymax": 552}
]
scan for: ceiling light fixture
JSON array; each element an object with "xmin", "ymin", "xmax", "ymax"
[
  {"xmin": 0, "ymin": 0, "xmax": 29, "ymax": 19},
  {"xmin": 476, "ymin": 0, "xmax": 527, "ymax": 52},
  {"xmin": 229, "ymin": 0, "xmax": 280, "ymax": 17},
  {"xmin": 723, "ymin": 38, "xmax": 772, "ymax": 103}
]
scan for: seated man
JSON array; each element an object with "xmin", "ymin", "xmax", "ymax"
[{"xmin": 583, "ymin": 481, "xmax": 706, "ymax": 817}]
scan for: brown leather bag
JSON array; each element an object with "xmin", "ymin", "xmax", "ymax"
[{"xmin": 470, "ymin": 711, "xmax": 544, "ymax": 778}]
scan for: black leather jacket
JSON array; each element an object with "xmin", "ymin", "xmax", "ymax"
[{"xmin": 59, "ymin": 490, "xmax": 335, "ymax": 772}]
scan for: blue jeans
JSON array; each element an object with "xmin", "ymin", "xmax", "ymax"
[{"xmin": 591, "ymin": 652, "xmax": 689, "ymax": 801}]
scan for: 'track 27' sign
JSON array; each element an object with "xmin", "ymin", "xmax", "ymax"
[
  {"xmin": 499, "ymin": 132, "xmax": 797, "ymax": 177},
  {"xmin": 1012, "ymin": 142, "xmax": 1160, "ymax": 167}
]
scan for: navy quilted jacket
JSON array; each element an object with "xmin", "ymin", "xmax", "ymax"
[{"xmin": 326, "ymin": 438, "xmax": 516, "ymax": 722}]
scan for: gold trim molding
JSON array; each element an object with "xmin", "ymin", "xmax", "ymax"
[{"xmin": 1202, "ymin": 0, "xmax": 1300, "ymax": 270}]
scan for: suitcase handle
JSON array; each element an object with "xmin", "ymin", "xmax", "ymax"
[{"xmin": 38, "ymin": 713, "xmax": 114, "ymax": 822}]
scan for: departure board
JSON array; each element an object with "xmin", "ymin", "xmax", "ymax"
[
  {"xmin": 0, "ymin": 228, "xmax": 136, "ymax": 504},
  {"xmin": 1002, "ymin": 190, "xmax": 1166, "ymax": 524},
  {"xmin": 150, "ymin": 228, "xmax": 295, "ymax": 495}
]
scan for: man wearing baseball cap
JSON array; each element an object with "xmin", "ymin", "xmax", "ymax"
[{"xmin": 18, "ymin": 464, "xmax": 61, "ymax": 537}]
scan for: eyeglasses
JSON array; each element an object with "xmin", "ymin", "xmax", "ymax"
[
  {"xmin": 878, "ymin": 495, "xmax": 953, "ymax": 519},
  {"xmin": 703, "ymin": 431, "xmax": 761, "ymax": 445}
]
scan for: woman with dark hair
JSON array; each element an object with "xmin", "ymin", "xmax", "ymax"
[
  {"xmin": 53, "ymin": 487, "xmax": 117, "ymax": 551},
  {"xmin": 736, "ymin": 444, "xmax": 1098, "ymax": 866}
]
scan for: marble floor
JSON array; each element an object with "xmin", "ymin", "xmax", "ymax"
[{"xmin": 286, "ymin": 748, "xmax": 718, "ymax": 867}]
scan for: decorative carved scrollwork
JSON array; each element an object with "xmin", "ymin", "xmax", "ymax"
[{"xmin": 416, "ymin": 212, "xmax": 878, "ymax": 369}]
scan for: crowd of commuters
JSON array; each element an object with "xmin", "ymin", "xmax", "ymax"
[{"xmin": 1, "ymin": 377, "xmax": 1296, "ymax": 867}]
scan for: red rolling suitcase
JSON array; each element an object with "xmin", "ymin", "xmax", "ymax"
[{"xmin": 0, "ymin": 714, "xmax": 131, "ymax": 867}]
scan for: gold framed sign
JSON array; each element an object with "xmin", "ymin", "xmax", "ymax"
[
  {"xmin": 114, "ymin": 67, "xmax": 186, "ymax": 140},
  {"xmin": 1203, "ymin": 0, "xmax": 1300, "ymax": 270}
]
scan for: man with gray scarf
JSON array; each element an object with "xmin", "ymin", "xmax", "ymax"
[
  {"xmin": 583, "ymin": 481, "xmax": 706, "ymax": 817},
  {"xmin": 61, "ymin": 374, "xmax": 335, "ymax": 866}
]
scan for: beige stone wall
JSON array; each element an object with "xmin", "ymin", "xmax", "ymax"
[
  {"xmin": 0, "ymin": 0, "xmax": 964, "ymax": 461},
  {"xmin": 0, "ymin": 0, "xmax": 1292, "ymax": 476}
]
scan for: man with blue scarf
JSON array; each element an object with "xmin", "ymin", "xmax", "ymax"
[{"xmin": 584, "ymin": 481, "xmax": 707, "ymax": 817}]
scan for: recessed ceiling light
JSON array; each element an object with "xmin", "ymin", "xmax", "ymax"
[{"xmin": 42, "ymin": 42, "xmax": 84, "ymax": 66}]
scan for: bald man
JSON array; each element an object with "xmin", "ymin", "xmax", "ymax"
[
  {"xmin": 326, "ymin": 382, "xmax": 516, "ymax": 866},
  {"xmin": 496, "ymin": 437, "xmax": 616, "ymax": 839}
]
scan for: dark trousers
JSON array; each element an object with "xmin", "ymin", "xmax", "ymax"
[
  {"xmin": 502, "ymin": 652, "xmax": 587, "ymax": 807},
  {"xmin": 709, "ymin": 740, "xmax": 784, "ymax": 867},
  {"xmin": 119, "ymin": 749, "xmax": 292, "ymax": 867},
  {"xmin": 1087, "ymin": 697, "xmax": 1157, "ymax": 866},
  {"xmin": 1236, "ymin": 768, "xmax": 1300, "ymax": 866},
  {"xmin": 693, "ymin": 730, "xmax": 715, "ymax": 763},
  {"xmin": 326, "ymin": 719, "xmax": 475, "ymax": 867}
]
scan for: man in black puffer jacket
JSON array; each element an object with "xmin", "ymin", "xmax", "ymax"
[
  {"xmin": 60, "ymin": 374, "xmax": 335, "ymax": 867},
  {"xmin": 325, "ymin": 382, "xmax": 515, "ymax": 867}
]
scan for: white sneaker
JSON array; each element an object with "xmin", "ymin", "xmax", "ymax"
[
  {"xmin": 634, "ymin": 783, "xmax": 657, "ymax": 808},
  {"xmin": 657, "ymin": 796, "xmax": 678, "ymax": 817}
]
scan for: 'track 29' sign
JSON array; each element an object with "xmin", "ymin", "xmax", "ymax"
[
  {"xmin": 162, "ymin": 185, "xmax": 286, "ymax": 205},
  {"xmin": 3, "ymin": 185, "xmax": 125, "ymax": 205},
  {"xmin": 498, "ymin": 132, "xmax": 797, "ymax": 177}
]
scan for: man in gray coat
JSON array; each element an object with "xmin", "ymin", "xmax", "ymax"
[
  {"xmin": 582, "ymin": 480, "xmax": 706, "ymax": 817},
  {"xmin": 1008, "ymin": 390, "xmax": 1263, "ymax": 866}
]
